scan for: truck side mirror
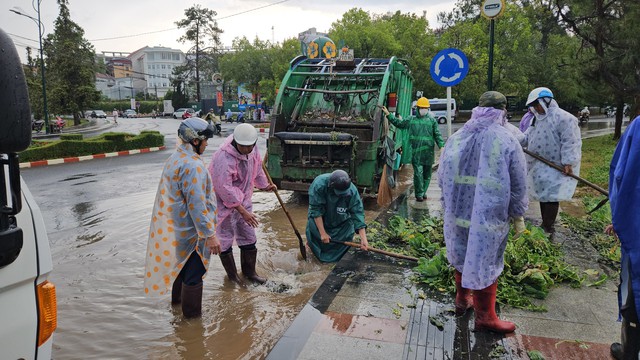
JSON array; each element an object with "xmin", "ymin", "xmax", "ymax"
[{"xmin": 0, "ymin": 28, "xmax": 32, "ymax": 154}]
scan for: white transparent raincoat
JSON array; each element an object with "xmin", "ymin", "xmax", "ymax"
[
  {"xmin": 521, "ymin": 100, "xmax": 582, "ymax": 202},
  {"xmin": 438, "ymin": 107, "xmax": 528, "ymax": 290},
  {"xmin": 144, "ymin": 144, "xmax": 217, "ymax": 296}
]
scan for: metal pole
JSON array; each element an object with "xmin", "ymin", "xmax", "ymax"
[
  {"xmin": 487, "ymin": 19, "xmax": 495, "ymax": 91},
  {"xmin": 37, "ymin": 0, "xmax": 49, "ymax": 134},
  {"xmin": 446, "ymin": 86, "xmax": 452, "ymax": 137}
]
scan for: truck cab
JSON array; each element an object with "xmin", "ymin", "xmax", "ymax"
[
  {"xmin": 0, "ymin": 28, "xmax": 57, "ymax": 359},
  {"xmin": 428, "ymin": 98, "xmax": 457, "ymax": 124}
]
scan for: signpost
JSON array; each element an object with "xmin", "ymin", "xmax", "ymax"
[
  {"xmin": 430, "ymin": 48, "xmax": 469, "ymax": 137},
  {"xmin": 481, "ymin": 0, "xmax": 506, "ymax": 91}
]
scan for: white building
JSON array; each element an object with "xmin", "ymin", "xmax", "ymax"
[{"xmin": 128, "ymin": 46, "xmax": 186, "ymax": 98}]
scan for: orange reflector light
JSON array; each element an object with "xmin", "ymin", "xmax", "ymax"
[{"xmin": 37, "ymin": 281, "xmax": 57, "ymax": 346}]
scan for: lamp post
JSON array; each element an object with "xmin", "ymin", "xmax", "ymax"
[{"xmin": 10, "ymin": 1, "xmax": 50, "ymax": 134}]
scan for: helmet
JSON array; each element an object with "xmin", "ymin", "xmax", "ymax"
[
  {"xmin": 416, "ymin": 97, "xmax": 430, "ymax": 108},
  {"xmin": 233, "ymin": 123, "xmax": 258, "ymax": 146},
  {"xmin": 526, "ymin": 87, "xmax": 554, "ymax": 106},
  {"xmin": 178, "ymin": 117, "xmax": 215, "ymax": 143},
  {"xmin": 478, "ymin": 91, "xmax": 507, "ymax": 109},
  {"xmin": 328, "ymin": 169, "xmax": 351, "ymax": 194}
]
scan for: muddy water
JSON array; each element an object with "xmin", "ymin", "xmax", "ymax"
[{"xmin": 46, "ymin": 181, "xmax": 393, "ymax": 359}]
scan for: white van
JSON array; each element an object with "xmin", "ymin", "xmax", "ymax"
[
  {"xmin": 0, "ymin": 28, "xmax": 57, "ymax": 359},
  {"xmin": 429, "ymin": 98, "xmax": 457, "ymax": 124}
]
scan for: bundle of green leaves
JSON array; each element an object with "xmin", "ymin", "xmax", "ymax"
[{"xmin": 367, "ymin": 215, "xmax": 584, "ymax": 311}]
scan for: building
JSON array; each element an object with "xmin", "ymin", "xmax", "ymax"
[
  {"xmin": 298, "ymin": 27, "xmax": 329, "ymax": 45},
  {"xmin": 128, "ymin": 46, "xmax": 186, "ymax": 98}
]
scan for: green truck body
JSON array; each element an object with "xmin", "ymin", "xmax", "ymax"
[{"xmin": 267, "ymin": 55, "xmax": 414, "ymax": 194}]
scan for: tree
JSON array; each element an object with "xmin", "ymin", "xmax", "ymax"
[
  {"xmin": 259, "ymin": 38, "xmax": 300, "ymax": 105},
  {"xmin": 219, "ymin": 37, "xmax": 273, "ymax": 105},
  {"xmin": 329, "ymin": 8, "xmax": 400, "ymax": 58},
  {"xmin": 24, "ymin": 47, "xmax": 44, "ymax": 120},
  {"xmin": 44, "ymin": 0, "xmax": 99, "ymax": 124},
  {"xmin": 555, "ymin": 0, "xmax": 640, "ymax": 138},
  {"xmin": 175, "ymin": 5, "xmax": 223, "ymax": 102}
]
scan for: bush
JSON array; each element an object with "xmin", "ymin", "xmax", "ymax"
[
  {"xmin": 20, "ymin": 131, "xmax": 164, "ymax": 162},
  {"xmin": 60, "ymin": 134, "xmax": 83, "ymax": 141}
]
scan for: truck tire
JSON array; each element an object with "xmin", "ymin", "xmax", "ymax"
[{"xmin": 438, "ymin": 117, "xmax": 447, "ymax": 124}]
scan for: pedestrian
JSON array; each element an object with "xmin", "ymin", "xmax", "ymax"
[
  {"xmin": 438, "ymin": 91, "xmax": 528, "ymax": 333},
  {"xmin": 144, "ymin": 117, "xmax": 220, "ymax": 318},
  {"xmin": 112, "ymin": 108, "xmax": 118, "ymax": 125},
  {"xmin": 605, "ymin": 114, "xmax": 640, "ymax": 360},
  {"xmin": 382, "ymin": 97, "xmax": 445, "ymax": 202},
  {"xmin": 208, "ymin": 123, "xmax": 275, "ymax": 285},
  {"xmin": 305, "ymin": 169, "xmax": 369, "ymax": 263},
  {"xmin": 520, "ymin": 87, "xmax": 582, "ymax": 235}
]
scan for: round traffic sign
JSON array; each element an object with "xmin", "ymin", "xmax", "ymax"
[
  {"xmin": 430, "ymin": 48, "xmax": 469, "ymax": 87},
  {"xmin": 481, "ymin": 0, "xmax": 505, "ymax": 19}
]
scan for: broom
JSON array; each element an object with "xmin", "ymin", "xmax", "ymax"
[{"xmin": 377, "ymin": 116, "xmax": 393, "ymax": 206}]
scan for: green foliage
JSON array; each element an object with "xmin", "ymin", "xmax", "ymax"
[
  {"xmin": 59, "ymin": 134, "xmax": 83, "ymax": 141},
  {"xmin": 560, "ymin": 197, "xmax": 620, "ymax": 267},
  {"xmin": 44, "ymin": 0, "xmax": 100, "ymax": 124},
  {"xmin": 219, "ymin": 37, "xmax": 273, "ymax": 104},
  {"xmin": 580, "ymin": 134, "xmax": 617, "ymax": 188},
  {"xmin": 19, "ymin": 131, "xmax": 164, "ymax": 162},
  {"xmin": 369, "ymin": 215, "xmax": 583, "ymax": 311}
]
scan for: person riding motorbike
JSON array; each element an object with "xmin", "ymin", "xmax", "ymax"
[
  {"xmin": 203, "ymin": 108, "xmax": 222, "ymax": 135},
  {"xmin": 579, "ymin": 106, "xmax": 590, "ymax": 123}
]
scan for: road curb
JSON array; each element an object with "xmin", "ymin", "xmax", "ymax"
[{"xmin": 19, "ymin": 146, "xmax": 167, "ymax": 168}]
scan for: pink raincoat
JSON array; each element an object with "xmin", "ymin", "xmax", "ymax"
[
  {"xmin": 208, "ymin": 135, "xmax": 269, "ymax": 251},
  {"xmin": 144, "ymin": 144, "xmax": 217, "ymax": 296}
]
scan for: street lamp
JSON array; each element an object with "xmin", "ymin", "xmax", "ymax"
[{"xmin": 10, "ymin": 1, "xmax": 49, "ymax": 134}]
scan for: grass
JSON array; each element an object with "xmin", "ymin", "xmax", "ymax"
[{"xmin": 578, "ymin": 134, "xmax": 618, "ymax": 191}]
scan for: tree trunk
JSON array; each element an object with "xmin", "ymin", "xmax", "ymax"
[{"xmin": 614, "ymin": 98, "xmax": 625, "ymax": 140}]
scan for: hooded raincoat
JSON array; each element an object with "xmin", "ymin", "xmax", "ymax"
[
  {"xmin": 438, "ymin": 107, "xmax": 528, "ymax": 290},
  {"xmin": 521, "ymin": 100, "xmax": 582, "ymax": 202},
  {"xmin": 208, "ymin": 135, "xmax": 270, "ymax": 251},
  {"xmin": 386, "ymin": 111, "xmax": 445, "ymax": 198},
  {"xmin": 609, "ymin": 115, "xmax": 640, "ymax": 321},
  {"xmin": 306, "ymin": 174, "xmax": 367, "ymax": 263},
  {"xmin": 144, "ymin": 143, "xmax": 217, "ymax": 296}
]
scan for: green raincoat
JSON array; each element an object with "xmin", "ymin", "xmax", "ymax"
[
  {"xmin": 386, "ymin": 112, "xmax": 445, "ymax": 198},
  {"xmin": 306, "ymin": 174, "xmax": 367, "ymax": 263}
]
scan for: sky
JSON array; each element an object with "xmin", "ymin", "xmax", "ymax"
[{"xmin": 2, "ymin": 0, "xmax": 457, "ymax": 62}]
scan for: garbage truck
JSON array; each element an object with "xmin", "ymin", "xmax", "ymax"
[
  {"xmin": 0, "ymin": 28, "xmax": 57, "ymax": 359},
  {"xmin": 266, "ymin": 37, "xmax": 414, "ymax": 195}
]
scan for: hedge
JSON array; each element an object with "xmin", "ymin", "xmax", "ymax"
[{"xmin": 20, "ymin": 131, "xmax": 164, "ymax": 162}]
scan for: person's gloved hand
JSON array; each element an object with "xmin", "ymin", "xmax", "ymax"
[
  {"xmin": 381, "ymin": 106, "xmax": 390, "ymax": 117},
  {"xmin": 513, "ymin": 216, "xmax": 526, "ymax": 237}
]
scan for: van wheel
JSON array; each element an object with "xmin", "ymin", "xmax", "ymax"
[{"xmin": 438, "ymin": 117, "xmax": 446, "ymax": 124}]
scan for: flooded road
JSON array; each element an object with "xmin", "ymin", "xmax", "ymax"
[{"xmin": 21, "ymin": 118, "xmax": 385, "ymax": 360}]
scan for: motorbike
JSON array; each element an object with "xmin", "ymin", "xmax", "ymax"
[
  {"xmin": 32, "ymin": 119, "xmax": 45, "ymax": 133},
  {"xmin": 579, "ymin": 113, "xmax": 589, "ymax": 124},
  {"xmin": 51, "ymin": 116, "xmax": 66, "ymax": 133}
]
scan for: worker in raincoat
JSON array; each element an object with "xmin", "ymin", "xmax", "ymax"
[
  {"xmin": 520, "ymin": 87, "xmax": 582, "ymax": 235},
  {"xmin": 306, "ymin": 170, "xmax": 369, "ymax": 263},
  {"xmin": 208, "ymin": 123, "xmax": 275, "ymax": 285},
  {"xmin": 605, "ymin": 114, "xmax": 640, "ymax": 360},
  {"xmin": 382, "ymin": 97, "xmax": 445, "ymax": 202},
  {"xmin": 144, "ymin": 117, "xmax": 220, "ymax": 318},
  {"xmin": 438, "ymin": 91, "xmax": 528, "ymax": 333}
]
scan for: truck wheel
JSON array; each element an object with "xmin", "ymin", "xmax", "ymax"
[{"xmin": 438, "ymin": 117, "xmax": 446, "ymax": 124}]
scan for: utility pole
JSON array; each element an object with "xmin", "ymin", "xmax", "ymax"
[{"xmin": 10, "ymin": 1, "xmax": 50, "ymax": 133}]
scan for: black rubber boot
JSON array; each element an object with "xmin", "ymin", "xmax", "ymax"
[
  {"xmin": 611, "ymin": 319, "xmax": 640, "ymax": 360},
  {"xmin": 181, "ymin": 283, "xmax": 203, "ymax": 318},
  {"xmin": 171, "ymin": 274, "xmax": 183, "ymax": 305},
  {"xmin": 219, "ymin": 251, "xmax": 245, "ymax": 285},
  {"xmin": 540, "ymin": 202, "xmax": 559, "ymax": 235},
  {"xmin": 241, "ymin": 248, "xmax": 267, "ymax": 284}
]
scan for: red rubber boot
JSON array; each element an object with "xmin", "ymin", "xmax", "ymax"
[
  {"xmin": 455, "ymin": 271, "xmax": 473, "ymax": 316},
  {"xmin": 474, "ymin": 282, "xmax": 516, "ymax": 333}
]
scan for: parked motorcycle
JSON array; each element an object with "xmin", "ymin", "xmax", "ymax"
[{"xmin": 32, "ymin": 119, "xmax": 45, "ymax": 133}]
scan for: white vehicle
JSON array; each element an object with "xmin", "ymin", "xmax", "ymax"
[
  {"xmin": 429, "ymin": 98, "xmax": 458, "ymax": 124},
  {"xmin": 162, "ymin": 100, "xmax": 174, "ymax": 117},
  {"xmin": 1, "ymin": 28, "xmax": 57, "ymax": 359}
]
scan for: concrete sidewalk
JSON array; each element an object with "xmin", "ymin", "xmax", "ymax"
[{"xmin": 268, "ymin": 172, "xmax": 619, "ymax": 360}]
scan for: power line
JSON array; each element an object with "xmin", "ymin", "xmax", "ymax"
[
  {"xmin": 89, "ymin": 0, "xmax": 290, "ymax": 42},
  {"xmin": 7, "ymin": 32, "xmax": 39, "ymax": 44}
]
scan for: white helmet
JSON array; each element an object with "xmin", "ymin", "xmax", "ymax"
[
  {"xmin": 233, "ymin": 123, "xmax": 258, "ymax": 146},
  {"xmin": 526, "ymin": 87, "xmax": 554, "ymax": 106}
]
